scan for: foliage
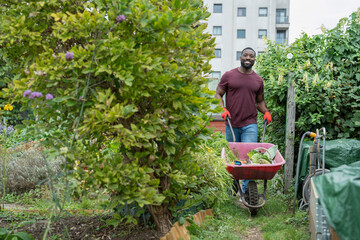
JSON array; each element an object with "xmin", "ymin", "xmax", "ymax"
[
  {"xmin": 256, "ymin": 9, "xmax": 360, "ymax": 150},
  {"xmin": 0, "ymin": 228, "xmax": 34, "ymax": 240},
  {"xmin": 171, "ymin": 132, "xmax": 232, "ymax": 217},
  {"xmin": 0, "ymin": 140, "xmax": 64, "ymax": 193},
  {"xmin": 0, "ymin": 0, "xmax": 218, "ymax": 232},
  {"xmin": 0, "ymin": 50, "xmax": 27, "ymax": 126}
]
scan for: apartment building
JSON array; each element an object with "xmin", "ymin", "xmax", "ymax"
[{"xmin": 203, "ymin": 0, "xmax": 290, "ymax": 86}]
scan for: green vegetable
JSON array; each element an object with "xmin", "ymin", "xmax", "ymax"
[
  {"xmin": 250, "ymin": 153, "xmax": 270, "ymax": 162},
  {"xmin": 258, "ymin": 159, "xmax": 271, "ymax": 164},
  {"xmin": 247, "ymin": 149, "xmax": 259, "ymax": 159},
  {"xmin": 264, "ymin": 145, "xmax": 278, "ymax": 160},
  {"xmin": 247, "ymin": 145, "xmax": 278, "ymax": 164}
]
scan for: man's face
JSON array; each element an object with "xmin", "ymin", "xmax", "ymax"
[{"xmin": 240, "ymin": 49, "xmax": 256, "ymax": 69}]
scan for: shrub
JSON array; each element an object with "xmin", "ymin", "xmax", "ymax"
[
  {"xmin": 0, "ymin": 140, "xmax": 65, "ymax": 193},
  {"xmin": 1, "ymin": 0, "xmax": 218, "ymax": 233},
  {"xmin": 256, "ymin": 10, "xmax": 360, "ymax": 151}
]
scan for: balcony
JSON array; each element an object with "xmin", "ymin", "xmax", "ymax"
[
  {"xmin": 276, "ymin": 16, "xmax": 289, "ymax": 24},
  {"xmin": 276, "ymin": 16, "xmax": 289, "ymax": 29}
]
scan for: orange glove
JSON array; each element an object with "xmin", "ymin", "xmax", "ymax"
[
  {"xmin": 221, "ymin": 108, "xmax": 231, "ymax": 120},
  {"xmin": 263, "ymin": 111, "xmax": 272, "ymax": 123}
]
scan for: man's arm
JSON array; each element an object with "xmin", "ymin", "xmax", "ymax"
[
  {"xmin": 256, "ymin": 93, "xmax": 269, "ymax": 114},
  {"xmin": 215, "ymin": 86, "xmax": 226, "ymax": 107}
]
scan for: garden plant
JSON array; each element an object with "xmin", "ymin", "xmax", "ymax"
[
  {"xmin": 0, "ymin": 0, "xmax": 359, "ymax": 239},
  {"xmin": 256, "ymin": 9, "xmax": 360, "ymax": 151},
  {"xmin": 0, "ymin": 0, "xmax": 227, "ymax": 234}
]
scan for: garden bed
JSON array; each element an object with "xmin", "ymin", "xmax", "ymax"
[{"xmin": 0, "ymin": 210, "xmax": 164, "ymax": 240}]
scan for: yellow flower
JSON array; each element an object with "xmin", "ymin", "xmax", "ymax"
[{"xmin": 4, "ymin": 103, "xmax": 13, "ymax": 111}]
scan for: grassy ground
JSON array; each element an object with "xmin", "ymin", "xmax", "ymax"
[{"xmin": 189, "ymin": 185, "xmax": 310, "ymax": 240}]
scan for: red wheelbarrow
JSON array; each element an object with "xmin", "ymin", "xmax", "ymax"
[{"xmin": 222, "ymin": 142, "xmax": 286, "ymax": 215}]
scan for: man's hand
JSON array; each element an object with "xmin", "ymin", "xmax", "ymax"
[
  {"xmin": 221, "ymin": 108, "xmax": 231, "ymax": 120},
  {"xmin": 263, "ymin": 111, "xmax": 272, "ymax": 123}
]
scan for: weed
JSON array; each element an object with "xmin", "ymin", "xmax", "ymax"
[{"xmin": 0, "ymin": 227, "xmax": 34, "ymax": 240}]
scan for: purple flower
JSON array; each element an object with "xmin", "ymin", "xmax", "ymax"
[
  {"xmin": 45, "ymin": 93, "xmax": 54, "ymax": 100},
  {"xmin": 23, "ymin": 90, "xmax": 32, "ymax": 97},
  {"xmin": 29, "ymin": 91, "xmax": 43, "ymax": 99},
  {"xmin": 65, "ymin": 52, "xmax": 74, "ymax": 61},
  {"xmin": 116, "ymin": 15, "xmax": 126, "ymax": 23}
]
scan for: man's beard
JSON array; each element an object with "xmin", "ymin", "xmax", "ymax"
[{"xmin": 240, "ymin": 60, "xmax": 254, "ymax": 69}]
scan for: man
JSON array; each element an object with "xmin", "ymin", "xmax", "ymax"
[{"xmin": 215, "ymin": 47, "xmax": 272, "ymax": 194}]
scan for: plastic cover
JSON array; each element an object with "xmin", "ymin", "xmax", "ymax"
[
  {"xmin": 297, "ymin": 139, "xmax": 360, "ymax": 191},
  {"xmin": 313, "ymin": 161, "xmax": 360, "ymax": 240}
]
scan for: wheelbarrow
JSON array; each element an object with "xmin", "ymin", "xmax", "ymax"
[{"xmin": 222, "ymin": 118, "xmax": 286, "ymax": 215}]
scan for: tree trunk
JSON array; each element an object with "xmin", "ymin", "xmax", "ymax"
[
  {"xmin": 147, "ymin": 175, "xmax": 172, "ymax": 233},
  {"xmin": 147, "ymin": 204, "xmax": 172, "ymax": 234}
]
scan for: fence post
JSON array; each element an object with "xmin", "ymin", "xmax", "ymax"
[{"xmin": 284, "ymin": 72, "xmax": 296, "ymax": 194}]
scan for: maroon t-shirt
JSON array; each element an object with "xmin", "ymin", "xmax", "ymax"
[{"xmin": 218, "ymin": 68, "xmax": 264, "ymax": 128}]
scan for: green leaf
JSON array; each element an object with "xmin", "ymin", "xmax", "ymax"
[
  {"xmin": 179, "ymin": 216, "xmax": 186, "ymax": 225},
  {"xmin": 9, "ymin": 232, "xmax": 34, "ymax": 240}
]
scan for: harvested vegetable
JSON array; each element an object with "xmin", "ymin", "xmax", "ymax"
[{"xmin": 247, "ymin": 145, "xmax": 278, "ymax": 164}]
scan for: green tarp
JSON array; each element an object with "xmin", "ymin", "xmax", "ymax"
[
  {"xmin": 297, "ymin": 139, "xmax": 360, "ymax": 191},
  {"xmin": 313, "ymin": 161, "xmax": 360, "ymax": 240}
]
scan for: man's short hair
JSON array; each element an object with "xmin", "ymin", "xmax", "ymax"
[{"xmin": 241, "ymin": 47, "xmax": 256, "ymax": 56}]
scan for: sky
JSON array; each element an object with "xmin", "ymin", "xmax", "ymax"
[{"xmin": 289, "ymin": 0, "xmax": 360, "ymax": 43}]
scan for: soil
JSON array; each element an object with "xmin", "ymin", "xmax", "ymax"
[
  {"xmin": 0, "ymin": 203, "xmax": 264, "ymax": 240},
  {"xmin": 0, "ymin": 205, "xmax": 164, "ymax": 240},
  {"xmin": 4, "ymin": 216, "xmax": 163, "ymax": 240}
]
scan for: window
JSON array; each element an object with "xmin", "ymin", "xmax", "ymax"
[
  {"xmin": 276, "ymin": 30, "xmax": 286, "ymax": 44},
  {"xmin": 259, "ymin": 7, "xmax": 268, "ymax": 17},
  {"xmin": 236, "ymin": 51, "xmax": 242, "ymax": 60},
  {"xmin": 237, "ymin": 29, "xmax": 246, "ymax": 39},
  {"xmin": 213, "ymin": 26, "xmax": 222, "ymax": 36},
  {"xmin": 214, "ymin": 49, "xmax": 221, "ymax": 58},
  {"xmin": 212, "ymin": 71, "xmax": 221, "ymax": 80},
  {"xmin": 258, "ymin": 29, "xmax": 267, "ymax": 39},
  {"xmin": 276, "ymin": 9, "xmax": 288, "ymax": 23},
  {"xmin": 213, "ymin": 4, "xmax": 222, "ymax": 13},
  {"xmin": 237, "ymin": 7, "xmax": 246, "ymax": 17}
]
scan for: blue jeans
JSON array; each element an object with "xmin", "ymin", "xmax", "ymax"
[{"xmin": 226, "ymin": 124, "xmax": 258, "ymax": 193}]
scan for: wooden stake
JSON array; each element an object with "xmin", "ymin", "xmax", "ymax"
[{"xmin": 284, "ymin": 73, "xmax": 296, "ymax": 194}]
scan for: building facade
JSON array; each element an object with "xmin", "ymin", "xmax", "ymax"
[{"xmin": 203, "ymin": 0, "xmax": 290, "ymax": 83}]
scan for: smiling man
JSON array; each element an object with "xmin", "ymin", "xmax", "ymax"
[{"xmin": 215, "ymin": 47, "xmax": 272, "ymax": 194}]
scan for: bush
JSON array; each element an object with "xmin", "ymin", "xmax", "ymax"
[
  {"xmin": 1, "ymin": 0, "xmax": 218, "ymax": 233},
  {"xmin": 171, "ymin": 132, "xmax": 233, "ymax": 217},
  {"xmin": 0, "ymin": 140, "xmax": 65, "ymax": 193},
  {"xmin": 255, "ymin": 10, "xmax": 360, "ymax": 152}
]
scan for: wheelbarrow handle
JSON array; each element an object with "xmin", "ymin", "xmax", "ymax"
[
  {"xmin": 226, "ymin": 116, "xmax": 236, "ymax": 142},
  {"xmin": 261, "ymin": 119, "xmax": 268, "ymax": 143}
]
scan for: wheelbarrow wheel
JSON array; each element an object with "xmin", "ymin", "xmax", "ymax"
[{"xmin": 247, "ymin": 181, "xmax": 258, "ymax": 216}]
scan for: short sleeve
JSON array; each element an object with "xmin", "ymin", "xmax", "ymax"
[
  {"xmin": 257, "ymin": 80, "xmax": 264, "ymax": 95},
  {"xmin": 217, "ymin": 72, "xmax": 228, "ymax": 92}
]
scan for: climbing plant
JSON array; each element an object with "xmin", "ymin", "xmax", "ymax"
[{"xmin": 256, "ymin": 9, "xmax": 360, "ymax": 150}]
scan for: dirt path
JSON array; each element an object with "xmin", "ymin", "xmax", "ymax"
[
  {"xmin": 242, "ymin": 226, "xmax": 263, "ymax": 240},
  {"xmin": 233, "ymin": 199, "xmax": 264, "ymax": 240}
]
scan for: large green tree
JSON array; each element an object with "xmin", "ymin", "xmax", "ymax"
[{"xmin": 0, "ymin": 0, "xmax": 219, "ymax": 232}]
